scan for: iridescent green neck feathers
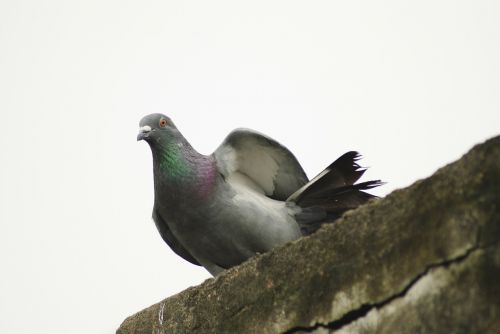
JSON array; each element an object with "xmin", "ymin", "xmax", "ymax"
[{"xmin": 158, "ymin": 142, "xmax": 194, "ymax": 179}]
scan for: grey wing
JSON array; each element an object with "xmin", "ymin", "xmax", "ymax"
[
  {"xmin": 152, "ymin": 206, "xmax": 201, "ymax": 266},
  {"xmin": 213, "ymin": 128, "xmax": 309, "ymax": 200}
]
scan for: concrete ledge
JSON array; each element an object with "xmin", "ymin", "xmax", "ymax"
[{"xmin": 118, "ymin": 135, "xmax": 500, "ymax": 334}]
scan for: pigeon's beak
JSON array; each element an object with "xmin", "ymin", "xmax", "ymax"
[{"xmin": 137, "ymin": 125, "xmax": 152, "ymax": 141}]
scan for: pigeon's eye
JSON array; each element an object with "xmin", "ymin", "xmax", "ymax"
[{"xmin": 159, "ymin": 118, "xmax": 168, "ymax": 128}]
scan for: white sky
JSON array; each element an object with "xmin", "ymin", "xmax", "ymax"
[{"xmin": 1, "ymin": 1, "xmax": 499, "ymax": 333}]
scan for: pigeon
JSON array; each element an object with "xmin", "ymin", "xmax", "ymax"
[{"xmin": 137, "ymin": 113, "xmax": 382, "ymax": 276}]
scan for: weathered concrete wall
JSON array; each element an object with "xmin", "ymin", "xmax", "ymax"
[{"xmin": 118, "ymin": 135, "xmax": 500, "ymax": 334}]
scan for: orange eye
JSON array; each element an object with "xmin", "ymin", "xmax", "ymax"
[{"xmin": 159, "ymin": 118, "xmax": 168, "ymax": 128}]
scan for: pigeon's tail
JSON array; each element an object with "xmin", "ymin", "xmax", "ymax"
[{"xmin": 288, "ymin": 151, "xmax": 384, "ymax": 235}]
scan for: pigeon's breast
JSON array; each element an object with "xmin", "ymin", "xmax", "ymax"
[
  {"xmin": 172, "ymin": 175, "xmax": 301, "ymax": 268},
  {"xmin": 156, "ymin": 172, "xmax": 302, "ymax": 269}
]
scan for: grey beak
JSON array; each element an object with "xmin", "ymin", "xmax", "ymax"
[{"xmin": 137, "ymin": 125, "xmax": 152, "ymax": 141}]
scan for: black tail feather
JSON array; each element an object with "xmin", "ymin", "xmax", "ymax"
[
  {"xmin": 289, "ymin": 151, "xmax": 369, "ymax": 204},
  {"xmin": 291, "ymin": 152, "xmax": 383, "ymax": 235},
  {"xmin": 297, "ymin": 179, "xmax": 384, "ymax": 207}
]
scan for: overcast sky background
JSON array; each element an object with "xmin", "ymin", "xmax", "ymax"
[{"xmin": 1, "ymin": 1, "xmax": 499, "ymax": 333}]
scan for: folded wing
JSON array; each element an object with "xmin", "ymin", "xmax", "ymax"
[
  {"xmin": 152, "ymin": 207, "xmax": 201, "ymax": 266},
  {"xmin": 213, "ymin": 128, "xmax": 308, "ymax": 200}
]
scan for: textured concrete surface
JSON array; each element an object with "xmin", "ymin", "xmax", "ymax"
[{"xmin": 117, "ymin": 135, "xmax": 500, "ymax": 334}]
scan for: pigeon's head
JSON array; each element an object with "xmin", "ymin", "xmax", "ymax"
[{"xmin": 137, "ymin": 113, "xmax": 179, "ymax": 144}]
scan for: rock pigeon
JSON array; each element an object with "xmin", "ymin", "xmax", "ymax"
[{"xmin": 137, "ymin": 113, "xmax": 382, "ymax": 276}]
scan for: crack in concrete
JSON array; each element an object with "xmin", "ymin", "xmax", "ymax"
[{"xmin": 283, "ymin": 244, "xmax": 481, "ymax": 334}]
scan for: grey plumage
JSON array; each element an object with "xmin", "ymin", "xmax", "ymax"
[{"xmin": 138, "ymin": 113, "xmax": 382, "ymax": 275}]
